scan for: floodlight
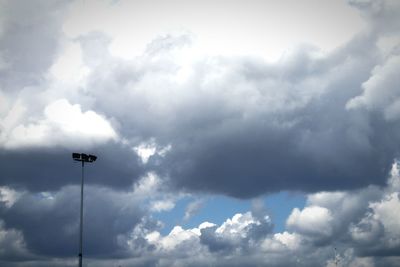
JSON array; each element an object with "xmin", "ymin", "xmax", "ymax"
[{"xmin": 72, "ymin": 153, "xmax": 97, "ymax": 163}]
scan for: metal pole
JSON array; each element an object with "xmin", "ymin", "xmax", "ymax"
[
  {"xmin": 73, "ymin": 153, "xmax": 96, "ymax": 267},
  {"xmin": 79, "ymin": 161, "xmax": 84, "ymax": 267}
]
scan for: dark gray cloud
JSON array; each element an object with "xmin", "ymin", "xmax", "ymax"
[
  {"xmin": 1, "ymin": 0, "xmax": 399, "ymax": 198},
  {"xmin": 0, "ymin": 142, "xmax": 145, "ymax": 192},
  {"xmin": 0, "ymin": 185, "xmax": 146, "ymax": 258},
  {"xmin": 115, "ymin": 33, "xmax": 398, "ymax": 198},
  {"xmin": 54, "ymin": 3, "xmax": 395, "ymax": 198},
  {"xmin": 0, "ymin": 220, "xmax": 33, "ymax": 262}
]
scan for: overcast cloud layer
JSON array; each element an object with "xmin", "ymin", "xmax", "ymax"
[{"xmin": 1, "ymin": 0, "xmax": 400, "ymax": 266}]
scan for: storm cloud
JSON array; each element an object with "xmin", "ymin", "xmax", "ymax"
[
  {"xmin": 1, "ymin": 0, "xmax": 399, "ymax": 197},
  {"xmin": 84, "ymin": 30, "xmax": 400, "ymax": 197},
  {"xmin": 0, "ymin": 0, "xmax": 400, "ymax": 266}
]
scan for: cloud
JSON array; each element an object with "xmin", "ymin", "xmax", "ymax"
[
  {"xmin": 350, "ymin": 192, "xmax": 400, "ymax": 257},
  {"xmin": 348, "ymin": 0, "xmax": 400, "ymax": 34},
  {"xmin": 140, "ymin": 211, "xmax": 273, "ymax": 264},
  {"xmin": 0, "ymin": 141, "xmax": 146, "ymax": 192},
  {"xmin": 149, "ymin": 33, "xmax": 397, "ymax": 197},
  {"xmin": 286, "ymin": 206, "xmax": 334, "ymax": 239},
  {"xmin": 1, "ymin": 164, "xmax": 400, "ymax": 266},
  {"xmin": 134, "ymin": 140, "xmax": 171, "ymax": 165},
  {"xmin": 68, "ymin": 28, "xmax": 397, "ymax": 199},
  {"xmin": 0, "ymin": 185, "xmax": 146, "ymax": 258},
  {"xmin": 0, "ymin": 220, "xmax": 32, "ymax": 262},
  {"xmin": 0, "ymin": 0, "xmax": 400, "ymax": 266},
  {"xmin": 134, "ymin": 172, "xmax": 184, "ymax": 213},
  {"xmin": 183, "ymin": 199, "xmax": 204, "ymax": 221},
  {"xmin": 1, "ymin": 98, "xmax": 118, "ymax": 149},
  {"xmin": 0, "ymin": 186, "xmax": 22, "ymax": 208},
  {"xmin": 284, "ymin": 163, "xmax": 400, "ymax": 262},
  {"xmin": 1, "ymin": 0, "xmax": 399, "ymax": 198},
  {"xmin": 347, "ymin": 54, "xmax": 400, "ymax": 121},
  {"xmin": 126, "ymin": 163, "xmax": 400, "ymax": 267},
  {"xmin": 0, "ymin": 0, "xmax": 68, "ymax": 91},
  {"xmin": 200, "ymin": 212, "xmax": 272, "ymax": 253}
]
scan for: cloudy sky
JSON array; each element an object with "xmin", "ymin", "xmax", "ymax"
[{"xmin": 0, "ymin": 0, "xmax": 400, "ymax": 266}]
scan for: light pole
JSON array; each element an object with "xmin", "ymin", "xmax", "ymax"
[{"xmin": 72, "ymin": 153, "xmax": 97, "ymax": 267}]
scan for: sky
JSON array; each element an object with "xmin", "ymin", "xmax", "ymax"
[{"xmin": 0, "ymin": 0, "xmax": 400, "ymax": 266}]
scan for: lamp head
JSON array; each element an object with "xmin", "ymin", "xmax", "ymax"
[
  {"xmin": 72, "ymin": 153, "xmax": 80, "ymax": 160},
  {"xmin": 72, "ymin": 153, "xmax": 97, "ymax": 163}
]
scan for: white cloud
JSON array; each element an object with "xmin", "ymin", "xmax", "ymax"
[
  {"xmin": 134, "ymin": 143, "xmax": 156, "ymax": 164},
  {"xmin": 142, "ymin": 211, "xmax": 271, "ymax": 255},
  {"xmin": 370, "ymin": 193, "xmax": 400, "ymax": 241},
  {"xmin": 0, "ymin": 187, "xmax": 22, "ymax": 208},
  {"xmin": 262, "ymin": 231, "xmax": 302, "ymax": 253},
  {"xmin": 183, "ymin": 199, "xmax": 204, "ymax": 221},
  {"xmin": 133, "ymin": 172, "xmax": 183, "ymax": 213},
  {"xmin": 1, "ymin": 98, "xmax": 117, "ymax": 149},
  {"xmin": 0, "ymin": 99, "xmax": 27, "ymax": 136},
  {"xmin": 62, "ymin": 0, "xmax": 365, "ymax": 62},
  {"xmin": 133, "ymin": 140, "xmax": 171, "ymax": 164},
  {"xmin": 273, "ymin": 231, "xmax": 302, "ymax": 250},
  {"xmin": 284, "ymin": 162, "xmax": 400, "ymax": 260},
  {"xmin": 345, "ymin": 163, "xmax": 400, "ymax": 253},
  {"xmin": 373, "ymin": 194, "xmax": 400, "ymax": 221},
  {"xmin": 347, "ymin": 54, "xmax": 400, "ymax": 121},
  {"xmin": 159, "ymin": 225, "xmax": 200, "ymax": 251},
  {"xmin": 350, "ymin": 215, "xmax": 383, "ymax": 245},
  {"xmin": 48, "ymin": 41, "xmax": 90, "ymax": 84},
  {"xmin": 287, "ymin": 206, "xmax": 334, "ymax": 237},
  {"xmin": 150, "ymin": 199, "xmax": 175, "ymax": 213},
  {"xmin": 133, "ymin": 172, "xmax": 161, "ymax": 195},
  {"xmin": 44, "ymin": 99, "xmax": 117, "ymax": 139},
  {"xmin": 216, "ymin": 212, "xmax": 263, "ymax": 237}
]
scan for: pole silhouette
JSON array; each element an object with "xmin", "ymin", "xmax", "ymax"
[{"xmin": 72, "ymin": 153, "xmax": 97, "ymax": 267}]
